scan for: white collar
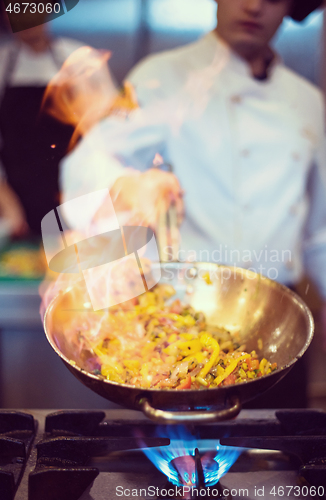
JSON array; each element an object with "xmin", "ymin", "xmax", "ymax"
[{"xmin": 202, "ymin": 31, "xmax": 280, "ymax": 81}]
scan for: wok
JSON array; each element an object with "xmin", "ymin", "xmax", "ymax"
[{"xmin": 44, "ymin": 263, "xmax": 314, "ymax": 424}]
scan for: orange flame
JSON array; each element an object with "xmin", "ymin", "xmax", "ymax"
[
  {"xmin": 42, "ymin": 46, "xmax": 139, "ymax": 150},
  {"xmin": 39, "ymin": 47, "xmax": 170, "ymax": 324}
]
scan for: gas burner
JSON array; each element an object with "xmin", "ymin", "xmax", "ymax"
[
  {"xmin": 139, "ymin": 424, "xmax": 241, "ymax": 493},
  {"xmin": 156, "ymin": 449, "xmax": 231, "ymax": 500}
]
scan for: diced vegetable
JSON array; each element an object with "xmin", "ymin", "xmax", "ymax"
[
  {"xmin": 83, "ymin": 284, "xmax": 277, "ymax": 390},
  {"xmin": 176, "ymin": 375, "xmax": 191, "ymax": 390},
  {"xmin": 197, "ymin": 333, "xmax": 220, "ymax": 379}
]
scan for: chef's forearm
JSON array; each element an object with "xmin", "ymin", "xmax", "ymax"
[
  {"xmin": 0, "ymin": 180, "xmax": 29, "ymax": 235},
  {"xmin": 59, "ymin": 94, "xmax": 170, "ymax": 233},
  {"xmin": 0, "ymin": 180, "xmax": 23, "ymax": 216},
  {"xmin": 60, "ymin": 150, "xmax": 132, "ymax": 230}
]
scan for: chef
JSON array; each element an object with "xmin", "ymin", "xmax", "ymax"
[
  {"xmin": 0, "ymin": 2, "xmax": 83, "ymax": 236},
  {"xmin": 60, "ymin": 0, "xmax": 325, "ymax": 407}
]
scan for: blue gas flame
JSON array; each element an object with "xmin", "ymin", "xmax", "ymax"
[
  {"xmin": 205, "ymin": 442, "xmax": 242, "ymax": 486},
  {"xmin": 140, "ymin": 426, "xmax": 242, "ymax": 487}
]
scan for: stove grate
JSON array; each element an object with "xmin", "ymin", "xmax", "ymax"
[
  {"xmin": 1, "ymin": 409, "xmax": 326, "ymax": 500},
  {"xmin": 28, "ymin": 410, "xmax": 170, "ymax": 500},
  {"xmin": 0, "ymin": 412, "xmax": 36, "ymax": 500}
]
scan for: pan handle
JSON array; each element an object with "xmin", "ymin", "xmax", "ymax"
[{"xmin": 138, "ymin": 396, "xmax": 241, "ymax": 424}]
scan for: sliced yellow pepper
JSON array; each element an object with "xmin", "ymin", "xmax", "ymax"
[
  {"xmin": 126, "ymin": 310, "xmax": 138, "ymax": 320},
  {"xmin": 259, "ymin": 358, "xmax": 267, "ymax": 372},
  {"xmin": 141, "ymin": 341, "xmax": 156, "ymax": 356},
  {"xmin": 151, "ymin": 358, "xmax": 163, "ymax": 365},
  {"xmin": 183, "ymin": 351, "xmax": 206, "ymax": 364},
  {"xmin": 147, "ymin": 317, "xmax": 160, "ymax": 336},
  {"xmin": 213, "ymin": 354, "xmax": 250, "ymax": 386},
  {"xmin": 178, "ymin": 339, "xmax": 202, "ymax": 357},
  {"xmin": 139, "ymin": 292, "xmax": 156, "ymax": 308},
  {"xmin": 94, "ymin": 346, "xmax": 107, "ymax": 357},
  {"xmin": 182, "ymin": 315, "xmax": 196, "ymax": 327},
  {"xmin": 109, "ymin": 339, "xmax": 120, "ymax": 347},
  {"xmin": 163, "ymin": 343, "xmax": 179, "ymax": 355},
  {"xmin": 198, "ymin": 333, "xmax": 220, "ymax": 379},
  {"xmin": 236, "ymin": 354, "xmax": 251, "ymax": 362},
  {"xmin": 124, "ymin": 360, "xmax": 140, "ymax": 373},
  {"xmin": 101, "ymin": 361, "xmax": 125, "ymax": 383},
  {"xmin": 216, "ymin": 365, "xmax": 225, "ymax": 376},
  {"xmin": 214, "ymin": 359, "xmax": 238, "ymax": 386},
  {"xmin": 166, "ymin": 313, "xmax": 182, "ymax": 322},
  {"xmin": 196, "ymin": 376, "xmax": 208, "ymax": 387},
  {"xmin": 163, "ymin": 339, "xmax": 201, "ymax": 356},
  {"xmin": 101, "ymin": 360, "xmax": 124, "ymax": 373},
  {"xmin": 140, "ymin": 363, "xmax": 151, "ymax": 388},
  {"xmin": 165, "ymin": 355, "xmax": 177, "ymax": 365},
  {"xmin": 165, "ymin": 313, "xmax": 196, "ymax": 327},
  {"xmin": 180, "ymin": 333, "xmax": 195, "ymax": 341},
  {"xmin": 146, "ymin": 305, "xmax": 157, "ymax": 315}
]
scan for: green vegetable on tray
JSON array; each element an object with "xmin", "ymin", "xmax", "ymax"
[{"xmin": 0, "ymin": 245, "xmax": 47, "ymax": 279}]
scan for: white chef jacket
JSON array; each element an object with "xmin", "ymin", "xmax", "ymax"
[{"xmin": 61, "ymin": 32, "xmax": 326, "ymax": 298}]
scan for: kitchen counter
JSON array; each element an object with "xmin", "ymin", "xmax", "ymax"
[
  {"xmin": 0, "ymin": 280, "xmax": 42, "ymax": 329},
  {"xmin": 0, "ymin": 240, "xmax": 44, "ymax": 328}
]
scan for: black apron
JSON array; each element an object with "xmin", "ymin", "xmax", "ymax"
[{"xmin": 0, "ymin": 42, "xmax": 74, "ymax": 236}]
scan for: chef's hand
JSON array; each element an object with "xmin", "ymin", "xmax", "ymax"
[
  {"xmin": 95, "ymin": 169, "xmax": 184, "ymax": 230},
  {"xmin": 0, "ymin": 182, "xmax": 29, "ymax": 237},
  {"xmin": 5, "ymin": 211, "xmax": 29, "ymax": 238}
]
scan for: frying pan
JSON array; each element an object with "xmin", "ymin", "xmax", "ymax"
[{"xmin": 44, "ymin": 262, "xmax": 314, "ymax": 424}]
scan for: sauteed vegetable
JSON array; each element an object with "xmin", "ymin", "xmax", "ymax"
[{"xmin": 87, "ymin": 284, "xmax": 277, "ymax": 390}]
